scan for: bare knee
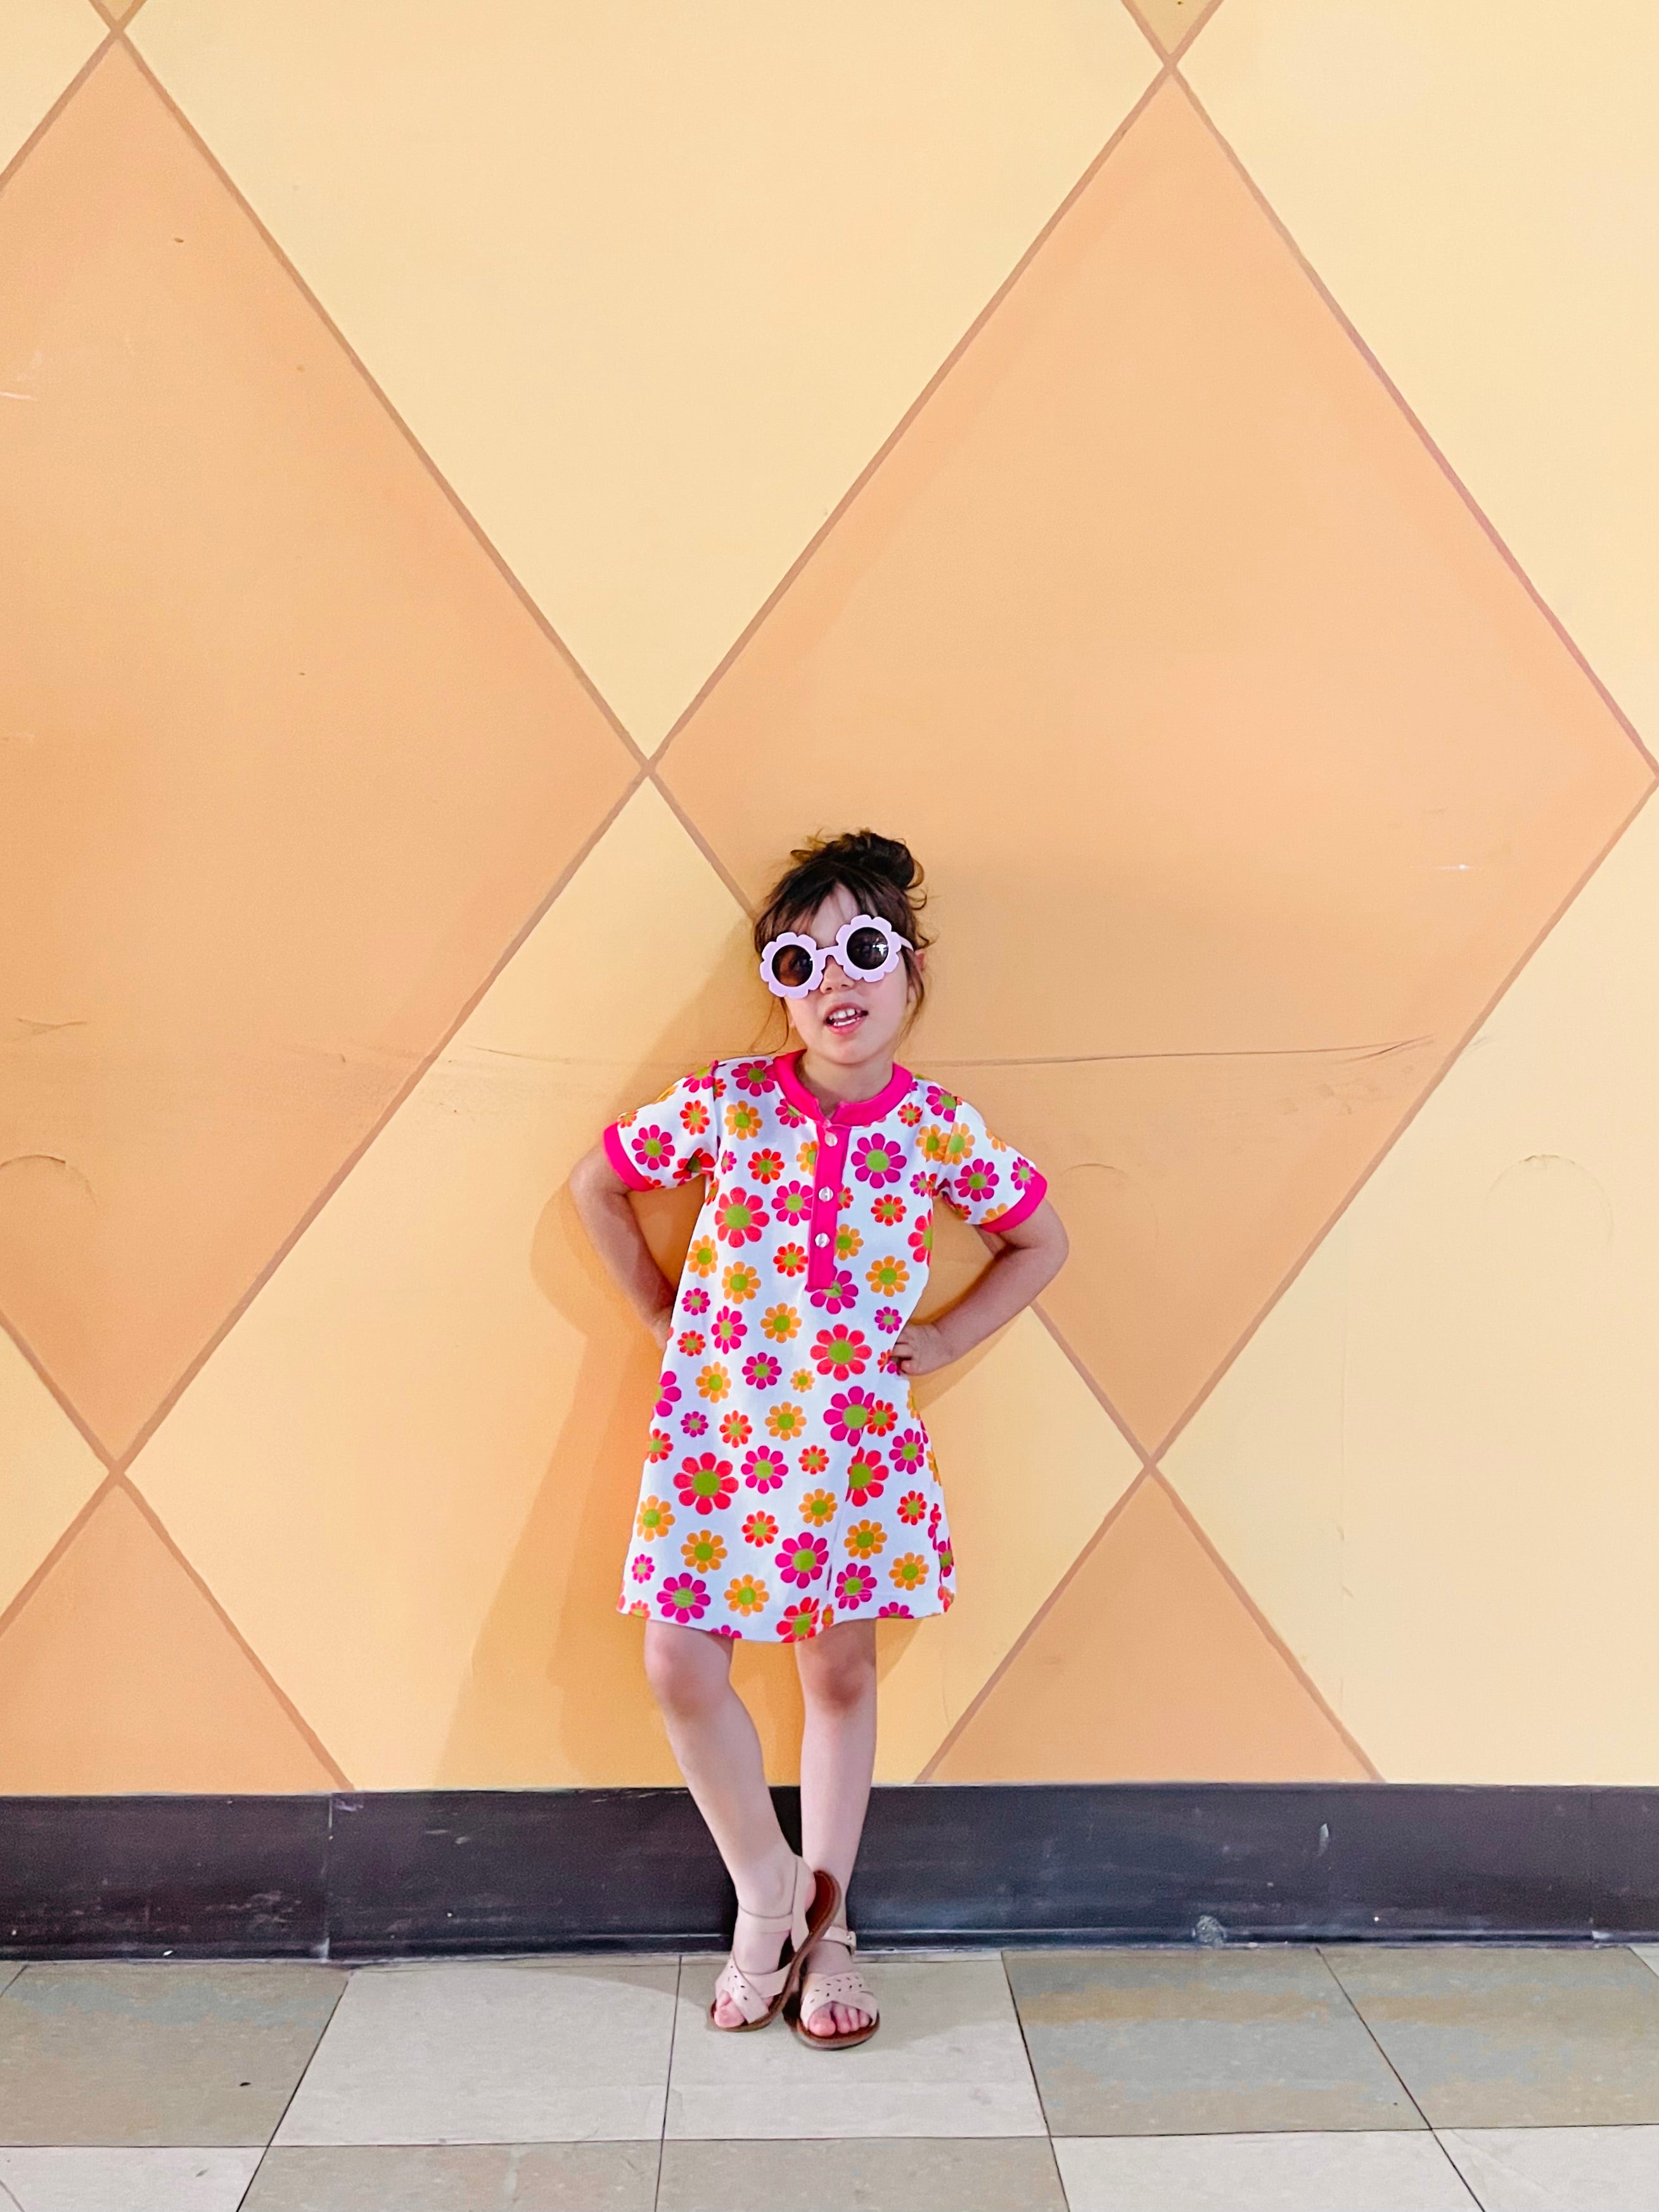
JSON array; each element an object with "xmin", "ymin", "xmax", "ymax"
[
  {"xmin": 643, "ymin": 1621, "xmax": 730, "ymax": 1723},
  {"xmin": 797, "ymin": 1627, "xmax": 877, "ymax": 1718}
]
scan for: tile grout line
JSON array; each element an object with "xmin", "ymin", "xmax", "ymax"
[
  {"xmin": 653, "ymin": 1953, "xmax": 682, "ymax": 2210},
  {"xmin": 233, "ymin": 1965, "xmax": 352, "ymax": 2212},
  {"xmin": 1311, "ymin": 1948, "xmax": 1483, "ymax": 2204},
  {"xmin": 997, "ymin": 1947, "xmax": 1072, "ymax": 2207}
]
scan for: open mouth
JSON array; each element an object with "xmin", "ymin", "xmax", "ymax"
[{"xmin": 824, "ymin": 1002, "xmax": 867, "ymax": 1035}]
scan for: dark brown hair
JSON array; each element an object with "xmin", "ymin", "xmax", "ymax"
[{"xmin": 753, "ymin": 830, "xmax": 932, "ymax": 1016}]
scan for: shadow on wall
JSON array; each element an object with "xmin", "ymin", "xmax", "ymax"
[{"xmin": 429, "ymin": 957, "xmax": 774, "ymax": 1784}]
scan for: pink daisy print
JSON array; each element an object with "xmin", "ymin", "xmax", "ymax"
[
  {"xmin": 775, "ymin": 1533, "xmax": 829, "ymax": 1587},
  {"xmin": 742, "ymin": 1352, "xmax": 782, "ymax": 1391},
  {"xmin": 630, "ymin": 1552, "xmax": 654, "ymax": 1583},
  {"xmin": 742, "ymin": 1508, "xmax": 779, "ymax": 1547},
  {"xmin": 681, "ymin": 1286, "xmax": 710, "ymax": 1317},
  {"xmin": 897, "ymin": 1491, "xmax": 928, "ymax": 1526},
  {"xmin": 824, "ymin": 1388, "xmax": 883, "ymax": 1443},
  {"xmin": 732, "ymin": 1059, "xmax": 775, "ymax": 1096},
  {"xmin": 772, "ymin": 1180, "xmax": 813, "ymax": 1226},
  {"xmin": 741, "ymin": 1446, "xmax": 788, "ymax": 1493},
  {"xmin": 657, "ymin": 1573, "xmax": 710, "ymax": 1624},
  {"xmin": 878, "ymin": 1601, "xmax": 915, "ymax": 1619},
  {"xmin": 679, "ymin": 1410, "xmax": 708, "ymax": 1438},
  {"xmin": 776, "ymin": 1598, "xmax": 820, "ymax": 1642},
  {"xmin": 812, "ymin": 1326, "xmax": 869, "ymax": 1379},
  {"xmin": 654, "ymin": 1371, "xmax": 682, "ymax": 1417},
  {"xmin": 674, "ymin": 1454, "xmax": 736, "ymax": 1516},
  {"xmin": 807, "ymin": 1269, "xmax": 858, "ymax": 1315},
  {"xmin": 629, "ymin": 1125, "xmax": 676, "ymax": 1175},
  {"xmin": 711, "ymin": 1306, "xmax": 746, "ymax": 1352},
  {"xmin": 748, "ymin": 1148, "xmax": 785, "ymax": 1184},
  {"xmin": 874, "ymin": 1307, "xmax": 903, "ymax": 1334},
  {"xmin": 892, "ymin": 1429, "xmax": 928, "ymax": 1477},
  {"xmin": 714, "ymin": 1189, "xmax": 768, "ymax": 1246},
  {"xmin": 852, "ymin": 1132, "xmax": 904, "ymax": 1187},
  {"xmin": 835, "ymin": 1561, "xmax": 878, "ymax": 1610},
  {"xmin": 846, "ymin": 1449, "xmax": 887, "ymax": 1507}
]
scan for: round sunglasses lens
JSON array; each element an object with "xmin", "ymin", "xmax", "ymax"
[
  {"xmin": 843, "ymin": 924, "xmax": 890, "ymax": 973},
  {"xmin": 770, "ymin": 943, "xmax": 815, "ymax": 990}
]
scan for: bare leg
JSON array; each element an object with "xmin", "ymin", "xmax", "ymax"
[
  {"xmin": 795, "ymin": 1618, "xmax": 878, "ymax": 2037},
  {"xmin": 642, "ymin": 1620, "xmax": 797, "ymax": 2028}
]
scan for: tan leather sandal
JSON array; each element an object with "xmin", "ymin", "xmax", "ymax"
[
  {"xmin": 789, "ymin": 1922, "xmax": 880, "ymax": 2049},
  {"xmin": 707, "ymin": 1857, "xmax": 840, "ymax": 2033}
]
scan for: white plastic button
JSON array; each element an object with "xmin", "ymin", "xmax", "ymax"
[
  {"xmin": 824, "ymin": 1128, "xmax": 840, "ymax": 1142},
  {"xmin": 817, "ymin": 1187, "xmax": 834, "ymax": 1201},
  {"xmin": 813, "ymin": 1232, "xmax": 830, "ymax": 1248}
]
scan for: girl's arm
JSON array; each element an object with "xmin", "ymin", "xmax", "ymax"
[
  {"xmin": 890, "ymin": 1199, "xmax": 1068, "ymax": 1379},
  {"xmin": 569, "ymin": 1144, "xmax": 677, "ymax": 1350}
]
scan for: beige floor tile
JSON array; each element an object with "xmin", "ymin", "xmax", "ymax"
[
  {"xmin": 1325, "ymin": 1945, "xmax": 1659, "ymax": 2126},
  {"xmin": 1634, "ymin": 1945, "xmax": 1659, "ymax": 1981},
  {"xmin": 0, "ymin": 1963, "xmax": 346, "ymax": 2147},
  {"xmin": 1440, "ymin": 2124, "xmax": 1659, "ymax": 2211},
  {"xmin": 0, "ymin": 1967, "xmax": 20, "ymax": 2001},
  {"xmin": 1006, "ymin": 1948, "xmax": 1420, "ymax": 2137},
  {"xmin": 658, "ymin": 2134, "xmax": 1067, "ymax": 2211},
  {"xmin": 241, "ymin": 2140, "xmax": 660, "ymax": 2210},
  {"xmin": 1054, "ymin": 2129, "xmax": 1473, "ymax": 2211},
  {"xmin": 0, "ymin": 2145, "xmax": 262, "ymax": 2210},
  {"xmin": 274, "ymin": 1958, "xmax": 678, "ymax": 2145},
  {"xmin": 668, "ymin": 1956, "xmax": 1044, "ymax": 2139}
]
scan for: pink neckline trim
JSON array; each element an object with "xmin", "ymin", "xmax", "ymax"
[{"xmin": 771, "ymin": 1051, "xmax": 913, "ymax": 1127}]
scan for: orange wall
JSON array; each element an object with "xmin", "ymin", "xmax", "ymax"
[{"xmin": 3, "ymin": 0, "xmax": 1656, "ymax": 1793}]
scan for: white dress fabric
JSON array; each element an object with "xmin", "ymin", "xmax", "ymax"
[{"xmin": 604, "ymin": 1051, "xmax": 1046, "ymax": 1642}]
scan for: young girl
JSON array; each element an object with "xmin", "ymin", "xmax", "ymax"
[{"xmin": 571, "ymin": 831, "xmax": 1066, "ymax": 2047}]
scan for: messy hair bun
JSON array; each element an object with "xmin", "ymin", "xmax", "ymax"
[{"xmin": 753, "ymin": 829, "xmax": 932, "ymax": 1013}]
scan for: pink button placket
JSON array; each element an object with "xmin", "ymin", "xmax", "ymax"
[{"xmin": 769, "ymin": 1052, "xmax": 914, "ymax": 1294}]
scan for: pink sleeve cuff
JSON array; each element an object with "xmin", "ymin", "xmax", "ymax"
[
  {"xmin": 603, "ymin": 1121, "xmax": 655, "ymax": 1191},
  {"xmin": 983, "ymin": 1170, "xmax": 1047, "ymax": 1234}
]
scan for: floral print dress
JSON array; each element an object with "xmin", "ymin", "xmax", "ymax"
[{"xmin": 603, "ymin": 1051, "xmax": 1046, "ymax": 1642}]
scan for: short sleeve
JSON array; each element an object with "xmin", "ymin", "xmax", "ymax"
[
  {"xmin": 928, "ymin": 1090, "xmax": 1047, "ymax": 1232},
  {"xmin": 603, "ymin": 1066, "xmax": 721, "ymax": 1191}
]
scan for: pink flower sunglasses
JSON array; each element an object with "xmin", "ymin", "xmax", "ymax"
[{"xmin": 758, "ymin": 913, "xmax": 913, "ymax": 999}]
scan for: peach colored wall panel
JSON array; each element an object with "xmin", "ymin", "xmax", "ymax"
[
  {"xmin": 1129, "ymin": 0, "xmax": 1224, "ymax": 56},
  {"xmin": 874, "ymin": 1312, "xmax": 1141, "ymax": 1780},
  {"xmin": 131, "ymin": 793, "xmax": 767, "ymax": 1789},
  {"xmin": 132, "ymin": 0, "xmax": 1158, "ymax": 745},
  {"xmin": 0, "ymin": 0, "xmax": 102, "ymax": 173},
  {"xmin": 1187, "ymin": 0, "xmax": 1659, "ymax": 742},
  {"xmin": 0, "ymin": 48, "xmax": 634, "ymax": 1459},
  {"xmin": 930, "ymin": 1477, "xmax": 1370, "ymax": 1783},
  {"xmin": 0, "ymin": 1486, "xmax": 338, "ymax": 1793},
  {"xmin": 1163, "ymin": 796, "xmax": 1659, "ymax": 1784},
  {"xmin": 661, "ymin": 82, "xmax": 1652, "ymax": 1454},
  {"xmin": 0, "ymin": 1335, "xmax": 103, "ymax": 1617}
]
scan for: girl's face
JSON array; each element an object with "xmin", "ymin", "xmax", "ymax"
[{"xmin": 785, "ymin": 883, "xmax": 917, "ymax": 1076}]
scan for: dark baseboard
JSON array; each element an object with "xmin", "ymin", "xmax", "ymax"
[{"xmin": 1, "ymin": 1784, "xmax": 1653, "ymax": 1959}]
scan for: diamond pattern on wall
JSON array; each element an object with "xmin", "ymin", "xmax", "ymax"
[
  {"xmin": 0, "ymin": 5, "xmax": 1653, "ymax": 1794},
  {"xmin": 131, "ymin": 0, "xmax": 1159, "ymax": 746},
  {"xmin": 660, "ymin": 80, "xmax": 1653, "ymax": 1455},
  {"xmin": 0, "ymin": 46, "xmax": 635, "ymax": 1459}
]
